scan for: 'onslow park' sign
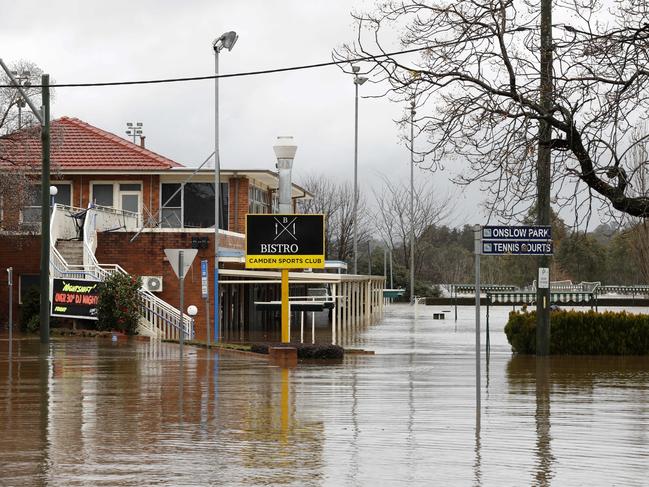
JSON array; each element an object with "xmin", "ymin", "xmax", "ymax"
[{"xmin": 245, "ymin": 214, "xmax": 325, "ymax": 269}]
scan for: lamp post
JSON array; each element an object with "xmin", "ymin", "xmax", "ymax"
[
  {"xmin": 352, "ymin": 65, "xmax": 367, "ymax": 275},
  {"xmin": 274, "ymin": 136, "xmax": 298, "ymax": 343},
  {"xmin": 409, "ymin": 99, "xmax": 416, "ymax": 304},
  {"xmin": 49, "ymin": 185, "xmax": 58, "ymax": 208},
  {"xmin": 212, "ymin": 30, "xmax": 238, "ymax": 342}
]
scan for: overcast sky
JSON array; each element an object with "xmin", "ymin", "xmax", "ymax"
[{"xmin": 2, "ymin": 0, "xmax": 503, "ymax": 227}]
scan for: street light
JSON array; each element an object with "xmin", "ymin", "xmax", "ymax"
[
  {"xmin": 352, "ymin": 65, "xmax": 367, "ymax": 275},
  {"xmin": 212, "ymin": 30, "xmax": 238, "ymax": 343},
  {"xmin": 49, "ymin": 185, "xmax": 58, "ymax": 208}
]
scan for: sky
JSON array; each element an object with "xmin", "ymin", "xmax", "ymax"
[{"xmin": 1, "ymin": 0, "xmax": 505, "ymax": 227}]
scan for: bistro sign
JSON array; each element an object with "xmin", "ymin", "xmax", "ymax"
[
  {"xmin": 51, "ymin": 278, "xmax": 100, "ymax": 320},
  {"xmin": 246, "ymin": 214, "xmax": 325, "ymax": 269}
]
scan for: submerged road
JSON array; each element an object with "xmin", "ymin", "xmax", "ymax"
[{"xmin": 1, "ymin": 304, "xmax": 649, "ymax": 486}]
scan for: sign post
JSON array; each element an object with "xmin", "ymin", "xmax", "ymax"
[
  {"xmin": 7, "ymin": 267, "xmax": 12, "ymax": 342},
  {"xmin": 164, "ymin": 248, "xmax": 198, "ymax": 353},
  {"xmin": 246, "ymin": 214, "xmax": 325, "ymax": 343},
  {"xmin": 201, "ymin": 259, "xmax": 210, "ymax": 347}
]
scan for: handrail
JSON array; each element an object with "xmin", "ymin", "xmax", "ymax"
[{"xmin": 78, "ymin": 204, "xmax": 193, "ymax": 340}]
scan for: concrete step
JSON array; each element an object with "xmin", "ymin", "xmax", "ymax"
[{"xmin": 56, "ymin": 240, "xmax": 84, "ymax": 266}]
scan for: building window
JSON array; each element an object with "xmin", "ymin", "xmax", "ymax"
[
  {"xmin": 21, "ymin": 183, "xmax": 72, "ymax": 224},
  {"xmin": 160, "ymin": 182, "xmax": 228, "ymax": 229},
  {"xmin": 91, "ymin": 184, "xmax": 114, "ymax": 207},
  {"xmin": 248, "ymin": 185, "xmax": 271, "ymax": 214},
  {"xmin": 19, "ymin": 274, "xmax": 40, "ymax": 304},
  {"xmin": 160, "ymin": 183, "xmax": 182, "ymax": 228}
]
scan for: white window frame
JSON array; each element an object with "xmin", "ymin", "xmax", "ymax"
[{"xmin": 90, "ymin": 180, "xmax": 142, "ymax": 214}]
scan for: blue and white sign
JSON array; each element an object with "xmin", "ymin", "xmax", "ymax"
[
  {"xmin": 482, "ymin": 226, "xmax": 551, "ymax": 240},
  {"xmin": 482, "ymin": 240, "xmax": 553, "ymax": 255},
  {"xmin": 200, "ymin": 259, "xmax": 209, "ymax": 298}
]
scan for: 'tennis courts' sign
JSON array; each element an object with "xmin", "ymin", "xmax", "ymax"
[{"xmin": 245, "ymin": 214, "xmax": 325, "ymax": 269}]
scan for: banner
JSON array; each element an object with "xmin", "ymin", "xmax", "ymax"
[{"xmin": 51, "ymin": 278, "xmax": 100, "ymax": 320}]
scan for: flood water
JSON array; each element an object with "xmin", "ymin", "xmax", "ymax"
[{"xmin": 2, "ymin": 304, "xmax": 649, "ymax": 486}]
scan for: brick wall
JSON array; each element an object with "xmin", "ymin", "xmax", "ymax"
[
  {"xmin": 228, "ymin": 177, "xmax": 249, "ymax": 234},
  {"xmin": 0, "ymin": 234, "xmax": 41, "ymax": 326},
  {"xmin": 96, "ymin": 231, "xmax": 244, "ymax": 341}
]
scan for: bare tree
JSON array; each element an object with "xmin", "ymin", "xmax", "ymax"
[
  {"xmin": 300, "ymin": 174, "xmax": 370, "ymax": 262},
  {"xmin": 0, "ymin": 60, "xmax": 44, "ymax": 136},
  {"xmin": 337, "ymin": 0, "xmax": 649, "ymax": 222},
  {"xmin": 373, "ymin": 176, "xmax": 450, "ymax": 273}
]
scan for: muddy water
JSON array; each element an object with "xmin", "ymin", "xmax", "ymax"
[{"xmin": 1, "ymin": 305, "xmax": 649, "ymax": 486}]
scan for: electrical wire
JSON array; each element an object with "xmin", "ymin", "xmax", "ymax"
[
  {"xmin": 0, "ymin": 28, "xmax": 528, "ymax": 89},
  {"xmin": 0, "ymin": 46, "xmax": 430, "ymax": 89}
]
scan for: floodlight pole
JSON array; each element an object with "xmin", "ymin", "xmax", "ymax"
[
  {"xmin": 352, "ymin": 67, "xmax": 367, "ymax": 275},
  {"xmin": 409, "ymin": 100, "xmax": 416, "ymax": 305}
]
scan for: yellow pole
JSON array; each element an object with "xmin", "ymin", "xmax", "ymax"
[{"xmin": 281, "ymin": 268, "xmax": 289, "ymax": 343}]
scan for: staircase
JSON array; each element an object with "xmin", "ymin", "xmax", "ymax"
[
  {"xmin": 50, "ymin": 204, "xmax": 194, "ymax": 340},
  {"xmin": 56, "ymin": 240, "xmax": 84, "ymax": 266}
]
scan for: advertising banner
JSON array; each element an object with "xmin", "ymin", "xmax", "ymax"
[{"xmin": 51, "ymin": 278, "xmax": 100, "ymax": 320}]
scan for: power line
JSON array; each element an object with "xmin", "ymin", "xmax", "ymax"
[
  {"xmin": 0, "ymin": 46, "xmax": 430, "ymax": 89},
  {"xmin": 0, "ymin": 27, "xmax": 532, "ymax": 89}
]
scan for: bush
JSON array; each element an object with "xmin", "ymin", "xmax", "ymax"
[
  {"xmin": 97, "ymin": 273, "xmax": 142, "ymax": 335},
  {"xmin": 249, "ymin": 342, "xmax": 344, "ymax": 359},
  {"xmin": 504, "ymin": 310, "xmax": 649, "ymax": 355},
  {"xmin": 20, "ymin": 286, "xmax": 41, "ymax": 333}
]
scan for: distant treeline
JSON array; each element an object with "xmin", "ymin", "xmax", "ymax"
[{"xmin": 362, "ymin": 219, "xmax": 649, "ymax": 294}]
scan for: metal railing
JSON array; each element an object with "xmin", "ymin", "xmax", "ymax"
[{"xmin": 50, "ymin": 203, "xmax": 193, "ymax": 340}]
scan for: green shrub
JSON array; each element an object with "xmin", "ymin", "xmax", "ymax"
[
  {"xmin": 249, "ymin": 342, "xmax": 344, "ymax": 359},
  {"xmin": 504, "ymin": 310, "xmax": 649, "ymax": 355},
  {"xmin": 20, "ymin": 286, "xmax": 41, "ymax": 333},
  {"xmin": 97, "ymin": 273, "xmax": 142, "ymax": 335}
]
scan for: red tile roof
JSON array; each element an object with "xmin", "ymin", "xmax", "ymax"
[{"xmin": 0, "ymin": 117, "xmax": 184, "ymax": 171}]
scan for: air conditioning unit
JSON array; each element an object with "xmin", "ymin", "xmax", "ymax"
[{"xmin": 142, "ymin": 276, "xmax": 163, "ymax": 292}]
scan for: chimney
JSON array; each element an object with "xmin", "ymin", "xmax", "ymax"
[{"xmin": 139, "ymin": 135, "xmax": 146, "ymax": 148}]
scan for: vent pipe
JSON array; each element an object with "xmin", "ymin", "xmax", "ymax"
[{"xmin": 273, "ymin": 136, "xmax": 297, "ymax": 214}]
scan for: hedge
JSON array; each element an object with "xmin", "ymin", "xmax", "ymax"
[
  {"xmin": 504, "ymin": 310, "xmax": 649, "ymax": 355},
  {"xmin": 250, "ymin": 343, "xmax": 344, "ymax": 359}
]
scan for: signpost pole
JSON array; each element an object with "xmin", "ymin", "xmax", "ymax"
[
  {"xmin": 281, "ymin": 268, "xmax": 290, "ymax": 343},
  {"xmin": 178, "ymin": 251, "xmax": 184, "ymax": 352},
  {"xmin": 7, "ymin": 267, "xmax": 12, "ymax": 342},
  {"xmin": 474, "ymin": 225, "xmax": 481, "ymax": 418},
  {"xmin": 202, "ymin": 260, "xmax": 210, "ymax": 348}
]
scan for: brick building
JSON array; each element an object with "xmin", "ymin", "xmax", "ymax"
[{"xmin": 0, "ymin": 117, "xmax": 310, "ymax": 339}]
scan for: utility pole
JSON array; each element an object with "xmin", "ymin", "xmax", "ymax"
[
  {"xmin": 40, "ymin": 75, "xmax": 51, "ymax": 345},
  {"xmin": 0, "ymin": 61, "xmax": 48, "ymax": 344},
  {"xmin": 536, "ymin": 0, "xmax": 553, "ymax": 355}
]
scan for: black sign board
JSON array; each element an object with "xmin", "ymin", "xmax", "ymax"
[
  {"xmin": 482, "ymin": 240, "xmax": 553, "ymax": 255},
  {"xmin": 246, "ymin": 214, "xmax": 325, "ymax": 268},
  {"xmin": 482, "ymin": 225, "xmax": 552, "ymax": 240},
  {"xmin": 51, "ymin": 278, "xmax": 100, "ymax": 320}
]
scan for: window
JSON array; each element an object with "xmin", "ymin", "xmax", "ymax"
[
  {"xmin": 161, "ymin": 183, "xmax": 182, "ymax": 228},
  {"xmin": 91, "ymin": 184, "xmax": 114, "ymax": 207},
  {"xmin": 21, "ymin": 183, "xmax": 72, "ymax": 223},
  {"xmin": 19, "ymin": 274, "xmax": 40, "ymax": 304},
  {"xmin": 160, "ymin": 182, "xmax": 228, "ymax": 229},
  {"xmin": 249, "ymin": 185, "xmax": 271, "ymax": 214}
]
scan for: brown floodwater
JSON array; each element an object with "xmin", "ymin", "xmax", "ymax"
[{"xmin": 1, "ymin": 304, "xmax": 649, "ymax": 486}]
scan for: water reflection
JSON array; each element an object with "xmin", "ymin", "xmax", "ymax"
[{"xmin": 2, "ymin": 307, "xmax": 649, "ymax": 485}]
